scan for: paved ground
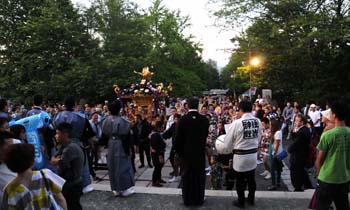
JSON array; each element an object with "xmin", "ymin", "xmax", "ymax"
[
  {"xmin": 80, "ymin": 134, "xmax": 324, "ymax": 210},
  {"xmin": 93, "ymin": 140, "xmax": 291, "ymax": 191},
  {"xmin": 81, "ymin": 190, "xmax": 312, "ymax": 210}
]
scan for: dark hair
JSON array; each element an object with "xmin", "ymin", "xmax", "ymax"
[
  {"xmin": 330, "ymin": 101, "xmax": 347, "ymax": 121},
  {"xmin": 0, "ymin": 117, "xmax": 9, "ymax": 128},
  {"xmin": 270, "ymin": 119, "xmax": 281, "ymax": 139},
  {"xmin": 174, "ymin": 114, "xmax": 181, "ymax": 120},
  {"xmin": 56, "ymin": 122, "xmax": 73, "ymax": 138},
  {"xmin": 154, "ymin": 121, "xmax": 163, "ymax": 131},
  {"xmin": 296, "ymin": 113, "xmax": 307, "ymax": 124},
  {"xmin": 0, "ymin": 99, "xmax": 7, "ymax": 111},
  {"xmin": 108, "ymin": 100, "xmax": 121, "ymax": 116},
  {"xmin": 306, "ymin": 117, "xmax": 314, "ymax": 127},
  {"xmin": 261, "ymin": 118, "xmax": 270, "ymax": 125},
  {"xmin": 33, "ymin": 95, "xmax": 43, "ymax": 106},
  {"xmin": 10, "ymin": 124, "xmax": 26, "ymax": 139},
  {"xmin": 5, "ymin": 144, "xmax": 35, "ymax": 173},
  {"xmin": 0, "ymin": 131, "xmax": 14, "ymax": 149},
  {"xmin": 136, "ymin": 114, "xmax": 142, "ymax": 121},
  {"xmin": 210, "ymin": 155, "xmax": 218, "ymax": 161},
  {"xmin": 188, "ymin": 97, "xmax": 199, "ymax": 109},
  {"xmin": 239, "ymin": 100, "xmax": 252, "ymax": 112},
  {"xmin": 64, "ymin": 96, "xmax": 76, "ymax": 110}
]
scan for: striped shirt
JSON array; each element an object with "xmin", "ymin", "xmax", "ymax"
[{"xmin": 2, "ymin": 169, "xmax": 65, "ymax": 210}]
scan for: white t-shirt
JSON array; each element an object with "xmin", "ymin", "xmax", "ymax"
[
  {"xmin": 308, "ymin": 110, "xmax": 321, "ymax": 127},
  {"xmin": 273, "ymin": 130, "xmax": 283, "ymax": 155}
]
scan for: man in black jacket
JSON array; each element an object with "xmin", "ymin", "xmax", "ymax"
[
  {"xmin": 288, "ymin": 113, "xmax": 312, "ymax": 191},
  {"xmin": 135, "ymin": 114, "xmax": 153, "ymax": 168},
  {"xmin": 175, "ymin": 98, "xmax": 209, "ymax": 206}
]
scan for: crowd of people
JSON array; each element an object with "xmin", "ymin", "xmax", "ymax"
[{"xmin": 0, "ymin": 94, "xmax": 349, "ymax": 210}]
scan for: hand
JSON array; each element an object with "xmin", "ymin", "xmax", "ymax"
[
  {"xmin": 273, "ymin": 153, "xmax": 277, "ymax": 159},
  {"xmin": 51, "ymin": 156, "xmax": 60, "ymax": 165}
]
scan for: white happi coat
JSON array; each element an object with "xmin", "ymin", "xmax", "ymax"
[{"xmin": 224, "ymin": 113, "xmax": 262, "ymax": 172}]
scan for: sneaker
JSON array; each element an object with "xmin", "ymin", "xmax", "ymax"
[
  {"xmin": 121, "ymin": 187, "xmax": 135, "ymax": 197},
  {"xmin": 259, "ymin": 170, "xmax": 269, "ymax": 176},
  {"xmin": 82, "ymin": 185, "xmax": 94, "ymax": 194},
  {"xmin": 168, "ymin": 176, "xmax": 179, "ymax": 183},
  {"xmin": 264, "ymin": 172, "xmax": 271, "ymax": 180}
]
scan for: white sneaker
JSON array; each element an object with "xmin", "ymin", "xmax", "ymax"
[
  {"xmin": 260, "ymin": 170, "xmax": 269, "ymax": 176},
  {"xmin": 121, "ymin": 187, "xmax": 135, "ymax": 197},
  {"xmin": 82, "ymin": 185, "xmax": 94, "ymax": 194},
  {"xmin": 264, "ymin": 172, "xmax": 271, "ymax": 180},
  {"xmin": 168, "ymin": 176, "xmax": 179, "ymax": 183}
]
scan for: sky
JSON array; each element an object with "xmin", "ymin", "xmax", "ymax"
[{"xmin": 72, "ymin": 0, "xmax": 236, "ymax": 69}]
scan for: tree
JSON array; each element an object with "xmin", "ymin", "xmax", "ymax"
[{"xmin": 213, "ymin": 0, "xmax": 350, "ymax": 104}]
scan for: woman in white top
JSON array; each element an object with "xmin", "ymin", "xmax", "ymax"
[{"xmin": 268, "ymin": 119, "xmax": 284, "ymax": 190}]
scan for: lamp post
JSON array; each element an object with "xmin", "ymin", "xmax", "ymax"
[
  {"xmin": 230, "ymin": 71, "xmax": 237, "ymax": 97},
  {"xmin": 249, "ymin": 57, "xmax": 260, "ymax": 99}
]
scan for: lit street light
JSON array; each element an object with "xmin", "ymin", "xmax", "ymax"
[
  {"xmin": 250, "ymin": 57, "xmax": 260, "ymax": 67},
  {"xmin": 249, "ymin": 57, "xmax": 261, "ymax": 99}
]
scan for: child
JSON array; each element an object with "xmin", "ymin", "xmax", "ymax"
[
  {"xmin": 210, "ymin": 155, "xmax": 223, "ymax": 190},
  {"xmin": 150, "ymin": 121, "xmax": 166, "ymax": 187}
]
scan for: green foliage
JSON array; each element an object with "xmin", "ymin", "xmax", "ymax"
[
  {"xmin": 214, "ymin": 0, "xmax": 350, "ymax": 104},
  {"xmin": 0, "ymin": 0, "xmax": 220, "ymax": 103}
]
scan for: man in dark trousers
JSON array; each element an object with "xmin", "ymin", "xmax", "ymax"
[
  {"xmin": 224, "ymin": 100, "xmax": 262, "ymax": 208},
  {"xmin": 175, "ymin": 97, "xmax": 209, "ymax": 206},
  {"xmin": 51, "ymin": 123, "xmax": 84, "ymax": 210},
  {"xmin": 288, "ymin": 113, "xmax": 312, "ymax": 191},
  {"xmin": 135, "ymin": 114, "xmax": 153, "ymax": 168}
]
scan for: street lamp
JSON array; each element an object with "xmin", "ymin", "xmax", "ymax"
[
  {"xmin": 249, "ymin": 57, "xmax": 261, "ymax": 99},
  {"xmin": 250, "ymin": 57, "xmax": 260, "ymax": 67},
  {"xmin": 230, "ymin": 71, "xmax": 237, "ymax": 97}
]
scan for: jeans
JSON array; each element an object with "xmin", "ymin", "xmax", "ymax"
[
  {"xmin": 316, "ymin": 180, "xmax": 349, "ymax": 210},
  {"xmin": 270, "ymin": 157, "xmax": 282, "ymax": 186}
]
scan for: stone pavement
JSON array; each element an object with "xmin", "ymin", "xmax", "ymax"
[
  {"xmin": 82, "ymin": 139, "xmax": 320, "ymax": 210},
  {"xmin": 81, "ymin": 187, "xmax": 314, "ymax": 210},
  {"xmin": 93, "ymin": 140, "xmax": 292, "ymax": 191}
]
